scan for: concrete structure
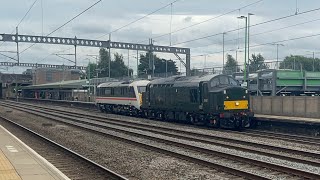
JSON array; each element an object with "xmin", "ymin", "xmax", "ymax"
[
  {"xmin": 251, "ymin": 96, "xmax": 320, "ymax": 118},
  {"xmin": 32, "ymin": 68, "xmax": 81, "ymax": 85},
  {"xmin": 0, "ymin": 125, "xmax": 69, "ymax": 180}
]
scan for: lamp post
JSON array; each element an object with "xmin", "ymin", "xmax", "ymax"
[
  {"xmin": 247, "ymin": 13, "xmax": 254, "ymax": 75},
  {"xmin": 238, "ymin": 15, "xmax": 248, "ymax": 86}
]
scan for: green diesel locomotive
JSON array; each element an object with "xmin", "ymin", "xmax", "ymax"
[{"xmin": 141, "ymin": 74, "xmax": 253, "ymax": 129}]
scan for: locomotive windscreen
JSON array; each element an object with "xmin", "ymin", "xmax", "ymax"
[
  {"xmin": 138, "ymin": 86, "xmax": 146, "ymax": 93},
  {"xmin": 209, "ymin": 75, "xmax": 238, "ymax": 88}
]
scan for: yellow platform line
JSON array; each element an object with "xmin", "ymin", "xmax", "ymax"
[{"xmin": 0, "ymin": 149, "xmax": 21, "ymax": 180}]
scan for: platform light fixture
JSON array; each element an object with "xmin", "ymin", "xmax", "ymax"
[{"xmin": 237, "ymin": 15, "xmax": 248, "ymax": 86}]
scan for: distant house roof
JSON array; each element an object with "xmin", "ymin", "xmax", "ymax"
[{"xmin": 22, "ymin": 79, "xmax": 87, "ymax": 90}]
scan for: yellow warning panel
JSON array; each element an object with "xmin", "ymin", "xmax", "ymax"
[
  {"xmin": 224, "ymin": 100, "xmax": 248, "ymax": 110},
  {"xmin": 0, "ymin": 150, "xmax": 21, "ymax": 180}
]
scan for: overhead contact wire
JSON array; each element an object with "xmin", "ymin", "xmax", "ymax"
[
  {"xmin": 97, "ymin": 0, "xmax": 181, "ymax": 39},
  {"xmin": 20, "ymin": 0, "xmax": 102, "ymax": 54},
  {"xmin": 173, "ymin": 6, "xmax": 320, "ymax": 46}
]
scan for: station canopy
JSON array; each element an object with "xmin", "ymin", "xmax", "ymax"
[{"xmin": 22, "ymin": 79, "xmax": 87, "ymax": 90}]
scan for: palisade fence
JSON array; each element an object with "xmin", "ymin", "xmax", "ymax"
[{"xmin": 250, "ymin": 96, "xmax": 320, "ymax": 118}]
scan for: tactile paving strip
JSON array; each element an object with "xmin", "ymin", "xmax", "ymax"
[{"xmin": 0, "ymin": 150, "xmax": 21, "ymax": 180}]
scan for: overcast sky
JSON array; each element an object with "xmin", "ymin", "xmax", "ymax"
[{"xmin": 1, "ymin": 0, "xmax": 320, "ymax": 74}]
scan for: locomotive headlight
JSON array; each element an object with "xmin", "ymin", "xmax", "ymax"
[
  {"xmin": 235, "ymin": 102, "xmax": 240, "ymax": 106},
  {"xmin": 224, "ymin": 90, "xmax": 226, "ymax": 94},
  {"xmin": 243, "ymin": 95, "xmax": 246, "ymax": 98},
  {"xmin": 245, "ymin": 90, "xmax": 248, "ymax": 94}
]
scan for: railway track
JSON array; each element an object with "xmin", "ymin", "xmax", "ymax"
[
  {"xmin": 19, "ymin": 99, "xmax": 320, "ymax": 146},
  {"xmin": 239, "ymin": 129, "xmax": 320, "ymax": 146},
  {"xmin": 1, "ymin": 101, "xmax": 320, "ymax": 179},
  {"xmin": 0, "ymin": 114, "xmax": 127, "ymax": 180},
  {"xmin": 17, "ymin": 99, "xmax": 320, "ymax": 145},
  {"xmin": 4, "ymin": 101, "xmax": 320, "ymax": 159}
]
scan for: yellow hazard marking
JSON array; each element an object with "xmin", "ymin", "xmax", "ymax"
[
  {"xmin": 224, "ymin": 100, "xmax": 248, "ymax": 110},
  {"xmin": 0, "ymin": 150, "xmax": 21, "ymax": 180},
  {"xmin": 139, "ymin": 93, "xmax": 143, "ymax": 106}
]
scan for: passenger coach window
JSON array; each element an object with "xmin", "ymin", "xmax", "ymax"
[
  {"xmin": 121, "ymin": 88, "xmax": 125, "ymax": 95},
  {"xmin": 105, "ymin": 88, "xmax": 111, "ymax": 95},
  {"xmin": 111, "ymin": 88, "xmax": 114, "ymax": 95},
  {"xmin": 129, "ymin": 87, "xmax": 135, "ymax": 97}
]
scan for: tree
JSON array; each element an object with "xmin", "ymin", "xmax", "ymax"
[
  {"xmin": 248, "ymin": 53, "xmax": 269, "ymax": 72},
  {"xmin": 111, "ymin": 53, "xmax": 133, "ymax": 77},
  {"xmin": 280, "ymin": 55, "xmax": 320, "ymax": 71},
  {"xmin": 89, "ymin": 48, "xmax": 133, "ymax": 78},
  {"xmin": 97, "ymin": 48, "xmax": 111, "ymax": 78},
  {"xmin": 86, "ymin": 62, "xmax": 98, "ymax": 79},
  {"xmin": 224, "ymin": 54, "xmax": 239, "ymax": 74},
  {"xmin": 138, "ymin": 52, "xmax": 178, "ymax": 76}
]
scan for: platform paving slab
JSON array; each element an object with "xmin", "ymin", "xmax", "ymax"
[
  {"xmin": 255, "ymin": 114, "xmax": 320, "ymax": 124},
  {"xmin": 0, "ymin": 125, "xmax": 70, "ymax": 180}
]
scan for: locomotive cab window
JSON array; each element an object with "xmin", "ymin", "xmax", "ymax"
[
  {"xmin": 211, "ymin": 76, "xmax": 239, "ymax": 88},
  {"xmin": 228, "ymin": 77, "xmax": 238, "ymax": 86},
  {"xmin": 219, "ymin": 76, "xmax": 229, "ymax": 85},
  {"xmin": 210, "ymin": 78, "xmax": 219, "ymax": 87},
  {"xmin": 138, "ymin": 86, "xmax": 146, "ymax": 93}
]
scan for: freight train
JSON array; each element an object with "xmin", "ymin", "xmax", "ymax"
[{"xmin": 96, "ymin": 74, "xmax": 253, "ymax": 129}]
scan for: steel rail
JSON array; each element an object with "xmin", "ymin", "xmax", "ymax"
[
  {"xmin": 1, "ymin": 102, "xmax": 320, "ymax": 179},
  {"xmin": 0, "ymin": 114, "xmax": 128, "ymax": 180}
]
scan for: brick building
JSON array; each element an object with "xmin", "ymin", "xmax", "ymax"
[{"xmin": 32, "ymin": 68, "xmax": 81, "ymax": 85}]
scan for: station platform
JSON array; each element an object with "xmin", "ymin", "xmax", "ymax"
[
  {"xmin": 255, "ymin": 114, "xmax": 320, "ymax": 125},
  {"xmin": 0, "ymin": 125, "xmax": 69, "ymax": 180}
]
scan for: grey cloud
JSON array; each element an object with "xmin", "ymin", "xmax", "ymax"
[{"xmin": 72, "ymin": 24, "xmax": 111, "ymax": 36}]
